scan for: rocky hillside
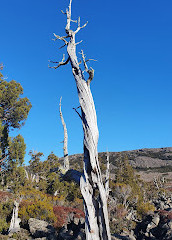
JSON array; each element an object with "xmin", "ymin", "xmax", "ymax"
[{"xmin": 60, "ymin": 147, "xmax": 172, "ymax": 182}]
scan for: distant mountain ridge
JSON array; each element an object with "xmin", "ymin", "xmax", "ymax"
[{"xmin": 60, "ymin": 147, "xmax": 172, "ymax": 169}]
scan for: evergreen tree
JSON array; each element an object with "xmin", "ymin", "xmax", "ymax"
[
  {"xmin": 29, "ymin": 151, "xmax": 44, "ymax": 174},
  {"xmin": 0, "ymin": 66, "xmax": 32, "ymax": 158},
  {"xmin": 0, "ymin": 66, "xmax": 31, "ymax": 165},
  {"xmin": 0, "ymin": 65, "xmax": 31, "ymax": 190},
  {"xmin": 8, "ymin": 134, "xmax": 26, "ymax": 169},
  {"xmin": 47, "ymin": 152, "xmax": 60, "ymax": 168}
]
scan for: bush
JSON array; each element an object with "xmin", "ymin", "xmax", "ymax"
[
  {"xmin": 0, "ymin": 191, "xmax": 12, "ymax": 202},
  {"xmin": 0, "ymin": 200, "xmax": 13, "ymax": 233},
  {"xmin": 53, "ymin": 206, "xmax": 84, "ymax": 229},
  {"xmin": 19, "ymin": 199, "xmax": 56, "ymax": 224},
  {"xmin": 19, "ymin": 189, "xmax": 56, "ymax": 224},
  {"xmin": 0, "ymin": 219, "xmax": 9, "ymax": 233},
  {"xmin": 136, "ymin": 202, "xmax": 155, "ymax": 217}
]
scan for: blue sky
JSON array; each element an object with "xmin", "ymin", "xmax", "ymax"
[{"xmin": 1, "ymin": 0, "xmax": 172, "ymax": 164}]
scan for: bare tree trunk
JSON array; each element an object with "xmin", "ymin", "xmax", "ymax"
[
  {"xmin": 8, "ymin": 201, "xmax": 21, "ymax": 234},
  {"xmin": 59, "ymin": 97, "xmax": 69, "ymax": 172},
  {"xmin": 50, "ymin": 1, "xmax": 111, "ymax": 239},
  {"xmin": 105, "ymin": 150, "xmax": 110, "ymax": 199},
  {"xmin": 24, "ymin": 168, "xmax": 29, "ymax": 180}
]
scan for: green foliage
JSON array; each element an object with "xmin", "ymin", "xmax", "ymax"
[
  {"xmin": 19, "ymin": 189, "xmax": 56, "ymax": 224},
  {"xmin": 38, "ymin": 178, "xmax": 48, "ymax": 192},
  {"xmin": 47, "ymin": 152, "xmax": 60, "ymax": 168},
  {"xmin": 0, "ymin": 200, "xmax": 13, "ymax": 233},
  {"xmin": 0, "ymin": 219, "xmax": 8, "ymax": 233},
  {"xmin": 0, "ymin": 124, "xmax": 8, "ymax": 159},
  {"xmin": 136, "ymin": 201, "xmax": 155, "ymax": 217},
  {"xmin": 19, "ymin": 199, "xmax": 56, "ymax": 224},
  {"xmin": 8, "ymin": 135, "xmax": 26, "ymax": 168},
  {"xmin": 1, "ymin": 134, "xmax": 26, "ymax": 185},
  {"xmin": 0, "ymin": 200, "xmax": 13, "ymax": 219},
  {"xmin": 0, "ymin": 68, "xmax": 31, "ymax": 177},
  {"xmin": 46, "ymin": 172, "xmax": 81, "ymax": 202},
  {"xmin": 6, "ymin": 166, "xmax": 26, "ymax": 193},
  {"xmin": 46, "ymin": 172, "xmax": 62, "ymax": 195},
  {"xmin": 0, "ymin": 77, "xmax": 32, "ymax": 129},
  {"xmin": 9, "ymin": 231, "xmax": 32, "ymax": 240},
  {"xmin": 115, "ymin": 155, "xmax": 135, "ymax": 185},
  {"xmin": 109, "ymin": 154, "xmax": 157, "ymax": 233},
  {"xmin": 65, "ymin": 181, "xmax": 82, "ymax": 202},
  {"xmin": 29, "ymin": 151, "xmax": 44, "ymax": 174}
]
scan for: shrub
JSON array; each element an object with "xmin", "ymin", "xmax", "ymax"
[
  {"xmin": 0, "ymin": 219, "xmax": 9, "ymax": 233},
  {"xmin": 136, "ymin": 202, "xmax": 155, "ymax": 217},
  {"xmin": 0, "ymin": 200, "xmax": 13, "ymax": 234},
  {"xmin": 158, "ymin": 210, "xmax": 172, "ymax": 221},
  {"xmin": 0, "ymin": 191, "xmax": 12, "ymax": 202},
  {"xmin": 53, "ymin": 206, "xmax": 84, "ymax": 229},
  {"xmin": 19, "ymin": 199, "xmax": 56, "ymax": 224}
]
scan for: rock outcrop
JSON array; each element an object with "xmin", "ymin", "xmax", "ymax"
[
  {"xmin": 28, "ymin": 218, "xmax": 56, "ymax": 240},
  {"xmin": 135, "ymin": 195, "xmax": 172, "ymax": 239}
]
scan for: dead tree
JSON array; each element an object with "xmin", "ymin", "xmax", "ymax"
[
  {"xmin": 105, "ymin": 150, "xmax": 110, "ymax": 199},
  {"xmin": 59, "ymin": 97, "xmax": 69, "ymax": 172},
  {"xmin": 50, "ymin": 0, "xmax": 111, "ymax": 239},
  {"xmin": 8, "ymin": 200, "xmax": 21, "ymax": 234}
]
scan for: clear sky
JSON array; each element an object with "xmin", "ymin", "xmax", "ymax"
[{"xmin": 1, "ymin": 0, "xmax": 172, "ymax": 164}]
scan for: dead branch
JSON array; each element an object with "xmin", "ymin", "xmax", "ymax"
[
  {"xmin": 86, "ymin": 59, "xmax": 97, "ymax": 63},
  {"xmin": 73, "ymin": 107, "xmax": 82, "ymax": 119},
  {"xmin": 80, "ymin": 50, "xmax": 95, "ymax": 86},
  {"xmin": 61, "ymin": 10, "xmax": 67, "ymax": 15},
  {"xmin": 48, "ymin": 54, "xmax": 70, "ymax": 69},
  {"xmin": 75, "ymin": 40, "xmax": 83, "ymax": 46},
  {"xmin": 53, "ymin": 33, "xmax": 68, "ymax": 45},
  {"xmin": 59, "ymin": 44, "xmax": 66, "ymax": 49},
  {"xmin": 75, "ymin": 16, "xmax": 88, "ymax": 34}
]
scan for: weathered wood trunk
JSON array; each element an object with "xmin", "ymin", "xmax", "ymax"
[
  {"xmin": 51, "ymin": 1, "xmax": 111, "ymax": 239},
  {"xmin": 59, "ymin": 97, "xmax": 69, "ymax": 172},
  {"xmin": 8, "ymin": 201, "xmax": 21, "ymax": 234},
  {"xmin": 67, "ymin": 44, "xmax": 111, "ymax": 240},
  {"xmin": 105, "ymin": 151, "xmax": 110, "ymax": 199}
]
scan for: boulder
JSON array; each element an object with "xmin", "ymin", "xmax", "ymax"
[
  {"xmin": 168, "ymin": 220, "xmax": 172, "ymax": 230},
  {"xmin": 161, "ymin": 221, "xmax": 172, "ymax": 240},
  {"xmin": 28, "ymin": 218, "xmax": 56, "ymax": 240}
]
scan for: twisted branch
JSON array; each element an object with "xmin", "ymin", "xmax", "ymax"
[
  {"xmin": 53, "ymin": 33, "xmax": 68, "ymax": 45},
  {"xmin": 48, "ymin": 54, "xmax": 70, "ymax": 69}
]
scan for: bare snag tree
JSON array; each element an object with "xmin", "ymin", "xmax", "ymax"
[
  {"xmin": 59, "ymin": 97, "xmax": 69, "ymax": 172},
  {"xmin": 50, "ymin": 0, "xmax": 111, "ymax": 239}
]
